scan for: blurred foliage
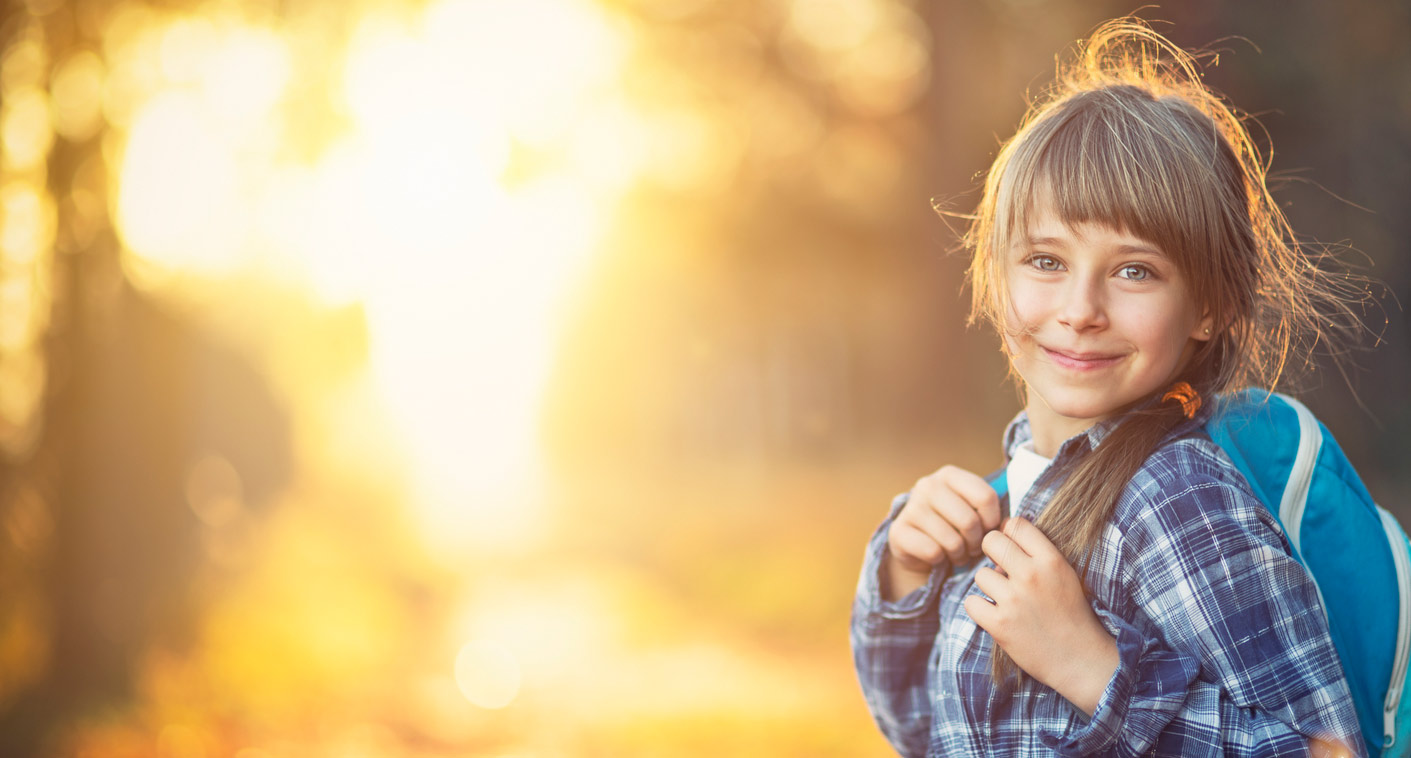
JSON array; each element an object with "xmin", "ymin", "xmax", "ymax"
[{"xmin": 0, "ymin": 0, "xmax": 1405, "ymax": 756}]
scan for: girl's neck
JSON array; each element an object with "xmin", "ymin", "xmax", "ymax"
[{"xmin": 1025, "ymin": 397, "xmax": 1102, "ymax": 458}]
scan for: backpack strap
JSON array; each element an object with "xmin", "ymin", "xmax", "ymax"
[
  {"xmin": 1277, "ymin": 394, "xmax": 1322, "ymax": 558},
  {"xmin": 1268, "ymin": 396, "xmax": 1334, "ymax": 628},
  {"xmin": 1376, "ymin": 504, "xmax": 1411, "ymax": 754},
  {"xmin": 987, "ymin": 469, "xmax": 1009, "ymax": 499}
]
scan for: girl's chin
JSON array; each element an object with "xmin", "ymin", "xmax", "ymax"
[{"xmin": 1030, "ymin": 393, "xmax": 1122, "ymax": 425}]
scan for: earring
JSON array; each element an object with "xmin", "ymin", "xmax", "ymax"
[{"xmin": 1203, "ymin": 327, "xmax": 1211, "ymax": 336}]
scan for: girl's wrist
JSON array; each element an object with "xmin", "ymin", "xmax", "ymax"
[
  {"xmin": 1053, "ymin": 627, "xmax": 1120, "ymax": 718},
  {"xmin": 882, "ymin": 551, "xmax": 943, "ymax": 602}
]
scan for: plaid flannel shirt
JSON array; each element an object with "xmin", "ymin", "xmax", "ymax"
[{"xmin": 850, "ymin": 408, "xmax": 1366, "ymax": 757}]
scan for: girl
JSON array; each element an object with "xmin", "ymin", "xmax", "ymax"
[{"xmin": 850, "ymin": 18, "xmax": 1369, "ymax": 758}]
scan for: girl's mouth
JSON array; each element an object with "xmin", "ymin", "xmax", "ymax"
[{"xmin": 1042, "ymin": 346, "xmax": 1123, "ymax": 371}]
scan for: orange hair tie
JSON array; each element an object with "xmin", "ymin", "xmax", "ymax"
[{"xmin": 1162, "ymin": 381, "xmax": 1202, "ymax": 419}]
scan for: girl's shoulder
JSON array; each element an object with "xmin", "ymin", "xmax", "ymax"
[
  {"xmin": 1106, "ymin": 431, "xmax": 1284, "ymax": 544},
  {"xmin": 1127, "ymin": 430, "xmax": 1245, "ymax": 490},
  {"xmin": 1093, "ymin": 433, "xmax": 1297, "ymax": 608}
]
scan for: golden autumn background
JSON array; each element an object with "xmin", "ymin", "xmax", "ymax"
[{"xmin": 0, "ymin": 0, "xmax": 1407, "ymax": 755}]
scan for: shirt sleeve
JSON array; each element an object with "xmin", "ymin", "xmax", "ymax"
[
  {"xmin": 1051, "ymin": 477, "xmax": 1367, "ymax": 758},
  {"xmin": 850, "ymin": 492, "xmax": 948, "ymax": 758}
]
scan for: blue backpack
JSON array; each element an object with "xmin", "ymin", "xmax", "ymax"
[{"xmin": 1208, "ymin": 389, "xmax": 1411, "ymax": 757}]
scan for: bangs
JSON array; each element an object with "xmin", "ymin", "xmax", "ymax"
[{"xmin": 1004, "ymin": 86, "xmax": 1221, "ymax": 269}]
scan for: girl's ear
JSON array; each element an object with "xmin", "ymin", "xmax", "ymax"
[{"xmin": 1190, "ymin": 310, "xmax": 1216, "ymax": 342}]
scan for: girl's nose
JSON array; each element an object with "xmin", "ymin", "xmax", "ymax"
[{"xmin": 1057, "ymin": 278, "xmax": 1107, "ymax": 331}]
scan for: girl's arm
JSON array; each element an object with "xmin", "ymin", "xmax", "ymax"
[
  {"xmin": 853, "ymin": 466, "xmax": 1002, "ymax": 755},
  {"xmin": 1060, "ymin": 467, "xmax": 1366, "ymax": 757},
  {"xmin": 850, "ymin": 492, "xmax": 947, "ymax": 758}
]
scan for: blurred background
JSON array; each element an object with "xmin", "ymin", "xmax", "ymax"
[{"xmin": 0, "ymin": 0, "xmax": 1405, "ymax": 755}]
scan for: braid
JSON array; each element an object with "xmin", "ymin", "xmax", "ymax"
[{"xmin": 990, "ymin": 380, "xmax": 1203, "ymax": 684}]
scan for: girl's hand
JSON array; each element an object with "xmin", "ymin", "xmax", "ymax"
[
  {"xmin": 884, "ymin": 466, "xmax": 1001, "ymax": 601},
  {"xmin": 963, "ymin": 517, "xmax": 1119, "ymax": 717}
]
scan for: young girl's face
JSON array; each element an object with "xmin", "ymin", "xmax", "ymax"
[{"xmin": 1003, "ymin": 201, "xmax": 1214, "ymax": 455}]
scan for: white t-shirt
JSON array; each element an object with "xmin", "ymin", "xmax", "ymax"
[{"xmin": 1006, "ymin": 441, "xmax": 1052, "ymax": 508}]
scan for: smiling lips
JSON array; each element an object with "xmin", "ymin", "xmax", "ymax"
[{"xmin": 1042, "ymin": 346, "xmax": 1124, "ymax": 371}]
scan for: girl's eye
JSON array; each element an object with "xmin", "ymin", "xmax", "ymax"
[
  {"xmin": 1119, "ymin": 264, "xmax": 1152, "ymax": 281},
  {"xmin": 1030, "ymin": 255, "xmax": 1062, "ymax": 272}
]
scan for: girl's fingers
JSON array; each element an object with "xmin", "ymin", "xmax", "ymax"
[
  {"xmin": 962, "ymin": 593, "xmax": 996, "ymax": 630},
  {"xmin": 903, "ymin": 464, "xmax": 1007, "ymax": 568},
  {"xmin": 972, "ymin": 566, "xmax": 1008, "ymax": 601},
  {"xmin": 905, "ymin": 505, "xmax": 970, "ymax": 566},
  {"xmin": 937, "ymin": 466, "xmax": 1003, "ymax": 532},
  {"xmin": 981, "ymin": 527, "xmax": 1029, "ymax": 575},
  {"xmin": 932, "ymin": 490, "xmax": 987, "ymax": 557},
  {"xmin": 1001, "ymin": 517, "xmax": 1060, "ymax": 561},
  {"xmin": 890, "ymin": 522, "xmax": 949, "ymax": 570}
]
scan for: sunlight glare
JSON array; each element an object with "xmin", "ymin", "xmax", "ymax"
[
  {"xmin": 567, "ymin": 100, "xmax": 652, "ymax": 192},
  {"xmin": 421, "ymin": 0, "xmax": 626, "ymax": 146},
  {"xmin": 159, "ymin": 17, "xmax": 218, "ymax": 85},
  {"xmin": 639, "ymin": 107, "xmax": 745, "ymax": 193},
  {"xmin": 116, "ymin": 92, "xmax": 245, "ymax": 273},
  {"xmin": 326, "ymin": 0, "xmax": 624, "ymax": 555},
  {"xmin": 110, "ymin": 2, "xmax": 633, "ymax": 557},
  {"xmin": 358, "ymin": 173, "xmax": 605, "ymax": 554},
  {"xmin": 455, "ymin": 574, "xmax": 622, "ymax": 706},
  {"xmin": 454, "ymin": 640, "xmax": 521, "ymax": 710},
  {"xmin": 101, "ymin": 6, "xmax": 167, "ymax": 131},
  {"xmin": 200, "ymin": 26, "xmax": 291, "ymax": 126}
]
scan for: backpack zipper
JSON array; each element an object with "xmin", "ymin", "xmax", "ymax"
[{"xmin": 1377, "ymin": 505, "xmax": 1411, "ymax": 751}]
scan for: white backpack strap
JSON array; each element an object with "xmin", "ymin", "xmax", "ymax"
[
  {"xmin": 1271, "ymin": 394, "xmax": 1334, "ymax": 635},
  {"xmin": 1377, "ymin": 505, "xmax": 1411, "ymax": 751},
  {"xmin": 1275, "ymin": 393, "xmax": 1322, "ymax": 556}
]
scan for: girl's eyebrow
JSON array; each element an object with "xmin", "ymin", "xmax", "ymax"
[
  {"xmin": 1026, "ymin": 235, "xmax": 1166, "ymax": 258},
  {"xmin": 1114, "ymin": 243, "xmax": 1166, "ymax": 257}
]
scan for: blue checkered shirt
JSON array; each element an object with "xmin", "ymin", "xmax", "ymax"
[{"xmin": 851, "ymin": 409, "xmax": 1366, "ymax": 756}]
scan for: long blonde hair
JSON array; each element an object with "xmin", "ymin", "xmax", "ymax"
[{"xmin": 964, "ymin": 18, "xmax": 1370, "ymax": 683}]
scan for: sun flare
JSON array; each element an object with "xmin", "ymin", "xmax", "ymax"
[{"xmin": 113, "ymin": 0, "xmax": 633, "ymax": 556}]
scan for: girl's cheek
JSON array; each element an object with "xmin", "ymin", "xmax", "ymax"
[
  {"xmin": 1002, "ymin": 285, "xmax": 1041, "ymax": 329},
  {"xmin": 1002, "ymin": 332, "xmax": 1020, "ymax": 357}
]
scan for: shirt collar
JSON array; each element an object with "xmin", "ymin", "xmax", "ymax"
[{"xmin": 1001, "ymin": 397, "xmax": 1212, "ymax": 463}]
